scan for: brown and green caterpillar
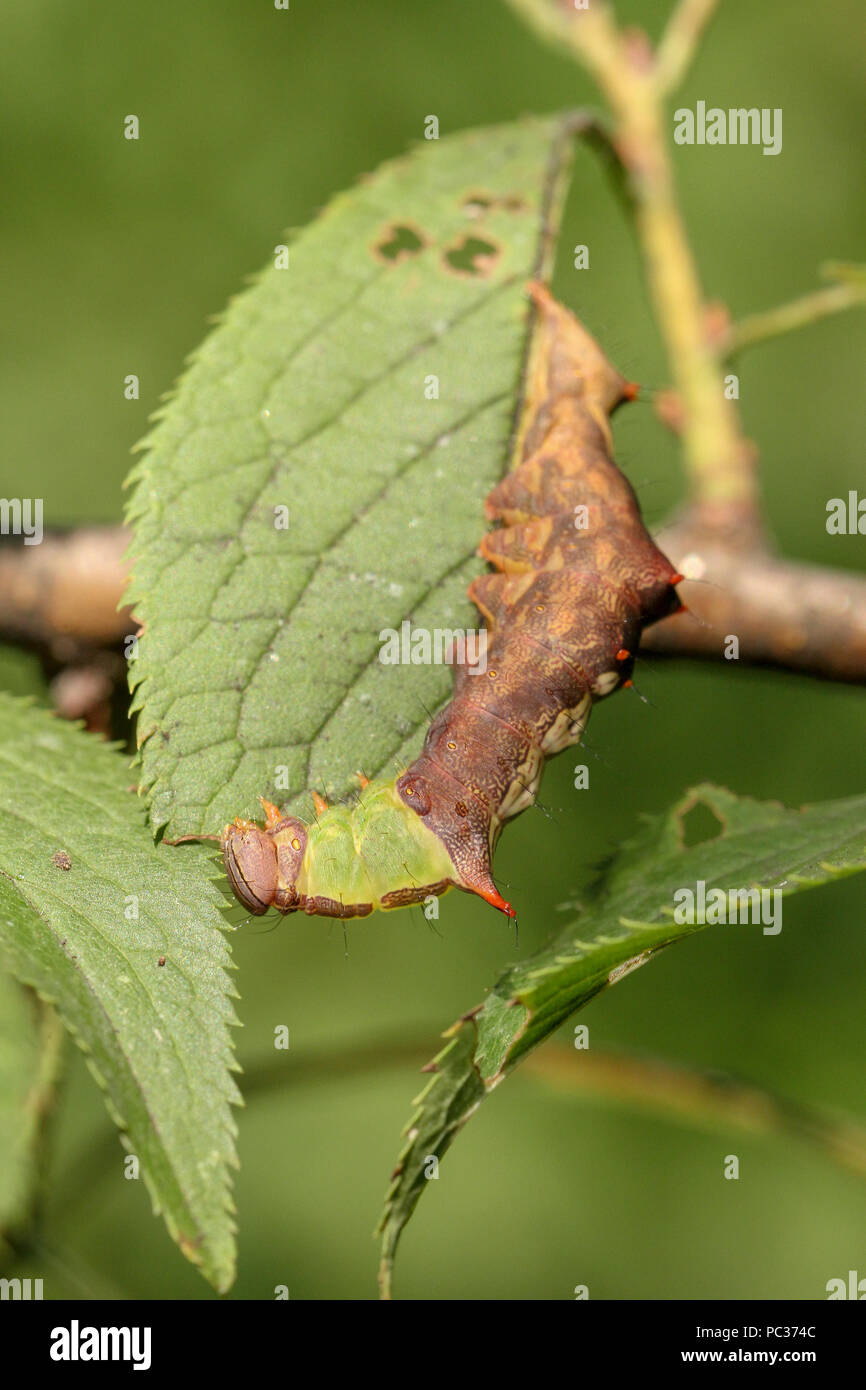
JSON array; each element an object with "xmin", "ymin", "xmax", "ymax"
[{"xmin": 222, "ymin": 283, "xmax": 683, "ymax": 920}]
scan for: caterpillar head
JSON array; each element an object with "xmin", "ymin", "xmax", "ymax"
[
  {"xmin": 396, "ymin": 767, "xmax": 516, "ymax": 918},
  {"xmin": 221, "ymin": 812, "xmax": 307, "ymax": 915}
]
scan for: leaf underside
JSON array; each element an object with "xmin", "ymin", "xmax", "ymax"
[
  {"xmin": 125, "ymin": 114, "xmax": 577, "ymax": 840},
  {"xmin": 377, "ymin": 784, "xmax": 866, "ymax": 1295},
  {"xmin": 0, "ymin": 695, "xmax": 240, "ymax": 1292}
]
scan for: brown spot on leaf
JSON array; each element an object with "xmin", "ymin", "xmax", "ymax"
[
  {"xmin": 462, "ymin": 192, "xmax": 494, "ymax": 217},
  {"xmin": 52, "ymin": 851, "xmax": 72, "ymax": 871},
  {"xmin": 461, "ymin": 191, "xmax": 526, "ymax": 217}
]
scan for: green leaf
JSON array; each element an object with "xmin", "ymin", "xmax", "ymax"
[
  {"xmin": 377, "ymin": 784, "xmax": 866, "ymax": 1296},
  {"xmin": 0, "ymin": 695, "xmax": 240, "ymax": 1292},
  {"xmin": 125, "ymin": 115, "xmax": 576, "ymax": 839}
]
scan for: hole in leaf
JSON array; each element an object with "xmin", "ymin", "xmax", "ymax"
[
  {"xmin": 443, "ymin": 235, "xmax": 500, "ymax": 277},
  {"xmin": 374, "ymin": 223, "xmax": 426, "ymax": 263},
  {"xmin": 681, "ymin": 800, "xmax": 725, "ymax": 848}
]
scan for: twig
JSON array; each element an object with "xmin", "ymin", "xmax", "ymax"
[
  {"xmin": 643, "ymin": 521, "xmax": 866, "ymax": 684},
  {"xmin": 0, "ymin": 528, "xmax": 133, "ymax": 656},
  {"xmin": 719, "ymin": 279, "xmax": 866, "ymax": 360},
  {"xmin": 506, "ymin": 0, "xmax": 760, "ymax": 528},
  {"xmin": 236, "ymin": 1032, "xmax": 866, "ymax": 1182},
  {"xmin": 654, "ymin": 0, "xmax": 721, "ymax": 96},
  {"xmin": 3, "ymin": 520, "xmax": 865, "ymax": 683},
  {"xmin": 34, "ymin": 1015, "xmax": 866, "ymax": 1247},
  {"xmin": 527, "ymin": 1045, "xmax": 866, "ymax": 1180}
]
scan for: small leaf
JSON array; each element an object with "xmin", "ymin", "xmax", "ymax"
[
  {"xmin": 377, "ymin": 784, "xmax": 866, "ymax": 1296},
  {"xmin": 125, "ymin": 115, "xmax": 576, "ymax": 839},
  {"xmin": 0, "ymin": 695, "xmax": 240, "ymax": 1292}
]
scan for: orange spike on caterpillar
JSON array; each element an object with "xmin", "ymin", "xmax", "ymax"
[
  {"xmin": 221, "ymin": 285, "xmax": 681, "ymax": 921},
  {"xmin": 259, "ymin": 797, "xmax": 283, "ymax": 830}
]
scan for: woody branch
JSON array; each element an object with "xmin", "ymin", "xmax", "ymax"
[{"xmin": 3, "ymin": 518, "xmax": 866, "ymax": 686}]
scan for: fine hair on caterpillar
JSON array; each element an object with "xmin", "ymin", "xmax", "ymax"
[{"xmin": 222, "ymin": 282, "xmax": 684, "ymax": 921}]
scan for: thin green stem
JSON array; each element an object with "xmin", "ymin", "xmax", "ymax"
[
  {"xmin": 721, "ymin": 280, "xmax": 866, "ymax": 360},
  {"xmin": 504, "ymin": 0, "xmax": 759, "ymax": 522},
  {"xmin": 655, "ymin": 0, "xmax": 721, "ymax": 95},
  {"xmin": 528, "ymin": 1046, "xmax": 866, "ymax": 1180}
]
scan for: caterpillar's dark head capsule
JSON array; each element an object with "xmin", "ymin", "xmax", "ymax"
[{"xmin": 222, "ymin": 820, "xmax": 278, "ymax": 915}]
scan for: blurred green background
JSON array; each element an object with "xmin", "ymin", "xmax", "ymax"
[{"xmin": 1, "ymin": 0, "xmax": 864, "ymax": 1299}]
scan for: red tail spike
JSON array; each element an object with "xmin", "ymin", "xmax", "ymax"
[
  {"xmin": 475, "ymin": 884, "xmax": 517, "ymax": 918},
  {"xmin": 623, "ymin": 381, "xmax": 640, "ymax": 401},
  {"xmin": 458, "ymin": 858, "xmax": 518, "ymax": 918},
  {"xmin": 670, "ymin": 572, "xmax": 684, "ymax": 585}
]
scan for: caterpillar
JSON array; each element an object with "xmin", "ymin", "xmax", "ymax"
[{"xmin": 222, "ymin": 283, "xmax": 683, "ymax": 920}]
